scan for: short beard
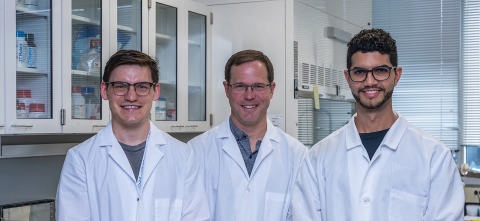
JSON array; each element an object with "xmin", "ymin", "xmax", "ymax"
[{"xmin": 353, "ymin": 88, "xmax": 393, "ymax": 110}]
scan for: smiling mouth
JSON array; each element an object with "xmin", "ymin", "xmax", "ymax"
[
  {"xmin": 242, "ymin": 105, "xmax": 258, "ymax": 109},
  {"xmin": 364, "ymin": 90, "xmax": 379, "ymax": 94},
  {"xmin": 122, "ymin": 105, "xmax": 140, "ymax": 109}
]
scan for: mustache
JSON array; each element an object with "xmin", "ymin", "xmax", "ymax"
[{"xmin": 358, "ymin": 86, "xmax": 385, "ymax": 93}]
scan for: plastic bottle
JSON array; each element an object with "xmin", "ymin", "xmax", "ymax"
[
  {"xmin": 17, "ymin": 89, "xmax": 32, "ymax": 114},
  {"xmin": 81, "ymin": 87, "xmax": 100, "ymax": 119},
  {"xmin": 16, "ymin": 31, "xmax": 28, "ymax": 68},
  {"xmin": 155, "ymin": 98, "xmax": 167, "ymax": 121},
  {"xmin": 28, "ymin": 103, "xmax": 46, "ymax": 118},
  {"xmin": 25, "ymin": 0, "xmax": 38, "ymax": 10},
  {"xmin": 72, "ymin": 86, "xmax": 86, "ymax": 119},
  {"xmin": 25, "ymin": 33, "xmax": 37, "ymax": 68},
  {"xmin": 166, "ymin": 102, "xmax": 176, "ymax": 121}
]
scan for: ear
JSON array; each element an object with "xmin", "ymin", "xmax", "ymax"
[
  {"xmin": 153, "ymin": 83, "xmax": 160, "ymax": 101},
  {"xmin": 269, "ymin": 82, "xmax": 276, "ymax": 98},
  {"xmin": 393, "ymin": 67, "xmax": 402, "ymax": 86},
  {"xmin": 223, "ymin": 81, "xmax": 230, "ymax": 98},
  {"xmin": 100, "ymin": 82, "xmax": 109, "ymax": 100},
  {"xmin": 344, "ymin": 70, "xmax": 352, "ymax": 86}
]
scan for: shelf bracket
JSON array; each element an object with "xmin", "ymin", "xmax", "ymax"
[{"xmin": 148, "ymin": 0, "xmax": 152, "ymax": 8}]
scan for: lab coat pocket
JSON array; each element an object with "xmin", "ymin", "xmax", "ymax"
[
  {"xmin": 264, "ymin": 192, "xmax": 287, "ymax": 221},
  {"xmin": 155, "ymin": 198, "xmax": 183, "ymax": 221},
  {"xmin": 388, "ymin": 189, "xmax": 427, "ymax": 221}
]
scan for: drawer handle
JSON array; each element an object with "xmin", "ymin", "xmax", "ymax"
[
  {"xmin": 185, "ymin": 125, "xmax": 198, "ymax": 128},
  {"xmin": 93, "ymin": 125, "xmax": 107, "ymax": 128},
  {"xmin": 0, "ymin": 125, "xmax": 4, "ymax": 127},
  {"xmin": 11, "ymin": 124, "xmax": 33, "ymax": 127}
]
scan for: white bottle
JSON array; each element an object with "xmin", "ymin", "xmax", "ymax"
[
  {"xmin": 16, "ymin": 31, "xmax": 28, "ymax": 68},
  {"xmin": 82, "ymin": 87, "xmax": 100, "ymax": 119},
  {"xmin": 72, "ymin": 86, "xmax": 86, "ymax": 119},
  {"xmin": 25, "ymin": 0, "xmax": 38, "ymax": 10},
  {"xmin": 155, "ymin": 98, "xmax": 167, "ymax": 121}
]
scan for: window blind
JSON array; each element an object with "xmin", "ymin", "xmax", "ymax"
[
  {"xmin": 373, "ymin": 0, "xmax": 460, "ymax": 149},
  {"xmin": 461, "ymin": 0, "xmax": 480, "ymax": 147}
]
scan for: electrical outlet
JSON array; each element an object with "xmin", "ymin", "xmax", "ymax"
[
  {"xmin": 475, "ymin": 190, "xmax": 479, "ymax": 195},
  {"xmin": 465, "ymin": 187, "xmax": 480, "ymax": 203}
]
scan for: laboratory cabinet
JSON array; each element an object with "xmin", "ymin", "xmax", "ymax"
[
  {"xmin": 148, "ymin": 0, "xmax": 212, "ymax": 133},
  {"xmin": 1, "ymin": 0, "xmax": 211, "ymax": 134}
]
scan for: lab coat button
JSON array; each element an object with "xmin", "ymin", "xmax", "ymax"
[
  {"xmin": 364, "ymin": 197, "xmax": 370, "ymax": 204},
  {"xmin": 246, "ymin": 188, "xmax": 250, "ymax": 191},
  {"xmin": 137, "ymin": 198, "xmax": 139, "ymax": 201}
]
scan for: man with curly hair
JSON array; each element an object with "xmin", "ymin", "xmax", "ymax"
[{"xmin": 291, "ymin": 29, "xmax": 464, "ymax": 221}]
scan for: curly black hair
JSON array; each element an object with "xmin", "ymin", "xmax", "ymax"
[{"xmin": 346, "ymin": 28, "xmax": 397, "ymax": 69}]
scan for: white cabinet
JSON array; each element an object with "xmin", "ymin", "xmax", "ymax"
[
  {"xmin": 148, "ymin": 0, "xmax": 211, "ymax": 133},
  {"xmin": 4, "ymin": 0, "xmax": 62, "ymax": 134},
  {"xmin": 1, "ymin": 0, "xmax": 211, "ymax": 134}
]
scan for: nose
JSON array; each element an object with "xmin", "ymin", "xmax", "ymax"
[
  {"xmin": 364, "ymin": 71, "xmax": 378, "ymax": 86},
  {"xmin": 124, "ymin": 85, "xmax": 138, "ymax": 101},
  {"xmin": 243, "ymin": 86, "xmax": 256, "ymax": 100}
]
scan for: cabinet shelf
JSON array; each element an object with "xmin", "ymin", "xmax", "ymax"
[
  {"xmin": 188, "ymin": 40, "xmax": 201, "ymax": 46},
  {"xmin": 72, "ymin": 15, "xmax": 100, "ymax": 26},
  {"xmin": 16, "ymin": 68, "xmax": 47, "ymax": 75},
  {"xmin": 156, "ymin": 33, "xmax": 176, "ymax": 44},
  {"xmin": 16, "ymin": 6, "xmax": 48, "ymax": 18},
  {"xmin": 158, "ymin": 79, "xmax": 176, "ymax": 85},
  {"xmin": 72, "ymin": 70, "xmax": 101, "ymax": 77},
  {"xmin": 117, "ymin": 25, "xmax": 135, "ymax": 33}
]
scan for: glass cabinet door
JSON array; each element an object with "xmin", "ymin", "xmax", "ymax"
[
  {"xmin": 187, "ymin": 11, "xmax": 206, "ymax": 122},
  {"xmin": 154, "ymin": 3, "xmax": 177, "ymax": 122},
  {"xmin": 15, "ymin": 0, "xmax": 52, "ymax": 120},
  {"xmin": 117, "ymin": 0, "xmax": 142, "ymax": 51},
  {"xmin": 71, "ymin": 0, "xmax": 102, "ymax": 120}
]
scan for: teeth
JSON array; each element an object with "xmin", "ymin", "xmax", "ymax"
[
  {"xmin": 365, "ymin": 91, "xmax": 378, "ymax": 94},
  {"xmin": 123, "ymin": 106, "xmax": 139, "ymax": 109},
  {"xmin": 243, "ymin": 105, "xmax": 256, "ymax": 109}
]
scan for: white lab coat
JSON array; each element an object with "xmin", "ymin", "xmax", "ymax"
[
  {"xmin": 291, "ymin": 112, "xmax": 464, "ymax": 221},
  {"xmin": 56, "ymin": 121, "xmax": 210, "ymax": 221},
  {"xmin": 188, "ymin": 117, "xmax": 308, "ymax": 221}
]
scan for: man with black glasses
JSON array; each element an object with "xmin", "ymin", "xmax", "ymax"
[
  {"xmin": 291, "ymin": 29, "xmax": 464, "ymax": 221},
  {"xmin": 56, "ymin": 50, "xmax": 209, "ymax": 221},
  {"xmin": 188, "ymin": 50, "xmax": 308, "ymax": 220}
]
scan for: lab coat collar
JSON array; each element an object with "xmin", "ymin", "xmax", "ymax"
[
  {"xmin": 381, "ymin": 112, "xmax": 408, "ymax": 151},
  {"xmin": 217, "ymin": 116, "xmax": 281, "ymax": 179},
  {"xmin": 345, "ymin": 111, "xmax": 408, "ymax": 151},
  {"xmin": 98, "ymin": 121, "xmax": 166, "ymax": 188}
]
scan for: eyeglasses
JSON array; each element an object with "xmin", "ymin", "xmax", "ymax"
[
  {"xmin": 106, "ymin": 81, "xmax": 156, "ymax": 96},
  {"xmin": 347, "ymin": 66, "xmax": 397, "ymax": 82},
  {"xmin": 228, "ymin": 83, "xmax": 272, "ymax": 94}
]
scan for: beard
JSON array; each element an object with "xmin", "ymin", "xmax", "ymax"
[{"xmin": 353, "ymin": 87, "xmax": 393, "ymax": 110}]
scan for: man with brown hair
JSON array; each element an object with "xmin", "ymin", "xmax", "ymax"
[
  {"xmin": 56, "ymin": 50, "xmax": 209, "ymax": 221},
  {"xmin": 188, "ymin": 49, "xmax": 308, "ymax": 220}
]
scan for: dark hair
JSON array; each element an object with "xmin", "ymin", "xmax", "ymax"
[
  {"xmin": 224, "ymin": 49, "xmax": 274, "ymax": 83},
  {"xmin": 346, "ymin": 28, "xmax": 397, "ymax": 69},
  {"xmin": 103, "ymin": 50, "xmax": 159, "ymax": 83}
]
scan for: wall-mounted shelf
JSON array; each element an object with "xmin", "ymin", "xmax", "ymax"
[{"xmin": 16, "ymin": 68, "xmax": 48, "ymax": 75}]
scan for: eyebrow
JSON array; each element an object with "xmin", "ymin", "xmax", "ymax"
[{"xmin": 352, "ymin": 65, "xmax": 389, "ymax": 69}]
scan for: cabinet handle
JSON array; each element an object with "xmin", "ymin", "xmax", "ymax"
[
  {"xmin": 11, "ymin": 124, "xmax": 33, "ymax": 127},
  {"xmin": 185, "ymin": 125, "xmax": 198, "ymax": 128},
  {"xmin": 0, "ymin": 125, "xmax": 4, "ymax": 127},
  {"xmin": 171, "ymin": 125, "xmax": 185, "ymax": 128},
  {"xmin": 93, "ymin": 125, "xmax": 107, "ymax": 128}
]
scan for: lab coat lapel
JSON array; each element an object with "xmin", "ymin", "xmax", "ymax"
[
  {"xmin": 101, "ymin": 123, "xmax": 136, "ymax": 183},
  {"xmin": 250, "ymin": 118, "xmax": 279, "ymax": 177},
  {"xmin": 140, "ymin": 122, "xmax": 165, "ymax": 193},
  {"xmin": 217, "ymin": 117, "xmax": 250, "ymax": 179}
]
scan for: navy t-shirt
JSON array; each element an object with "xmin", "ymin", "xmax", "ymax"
[{"xmin": 359, "ymin": 128, "xmax": 390, "ymax": 160}]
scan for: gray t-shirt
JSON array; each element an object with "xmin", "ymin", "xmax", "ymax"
[{"xmin": 119, "ymin": 141, "xmax": 146, "ymax": 181}]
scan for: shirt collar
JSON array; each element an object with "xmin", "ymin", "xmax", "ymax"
[
  {"xmin": 216, "ymin": 116, "xmax": 281, "ymax": 144},
  {"xmin": 345, "ymin": 111, "xmax": 408, "ymax": 151},
  {"xmin": 99, "ymin": 121, "xmax": 167, "ymax": 147}
]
